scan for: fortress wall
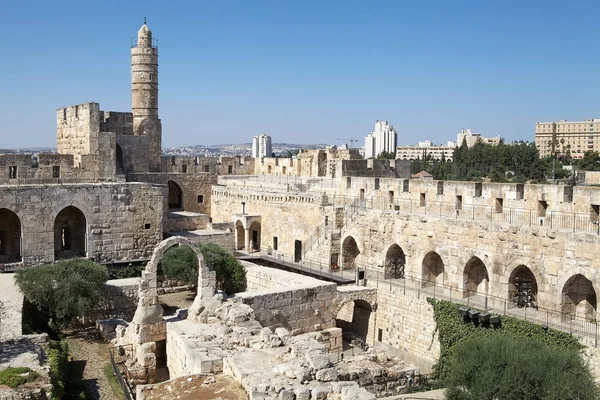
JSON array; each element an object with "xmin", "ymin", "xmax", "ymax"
[{"xmin": 0, "ymin": 182, "xmax": 163, "ymax": 265}]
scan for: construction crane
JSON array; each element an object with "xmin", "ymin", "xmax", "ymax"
[{"xmin": 336, "ymin": 138, "xmax": 359, "ymax": 148}]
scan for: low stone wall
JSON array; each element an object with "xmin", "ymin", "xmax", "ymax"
[
  {"xmin": 236, "ymin": 263, "xmax": 337, "ymax": 335},
  {"xmin": 83, "ymin": 278, "xmax": 139, "ymax": 324},
  {"xmin": 167, "ymin": 230, "xmax": 234, "ymax": 254}
]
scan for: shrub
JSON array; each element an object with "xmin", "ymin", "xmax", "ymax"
[
  {"xmin": 445, "ymin": 335, "xmax": 599, "ymax": 400},
  {"xmin": 161, "ymin": 244, "xmax": 247, "ymax": 295},
  {"xmin": 0, "ymin": 367, "xmax": 39, "ymax": 388},
  {"xmin": 15, "ymin": 259, "xmax": 108, "ymax": 329},
  {"xmin": 47, "ymin": 340, "xmax": 68, "ymax": 399}
]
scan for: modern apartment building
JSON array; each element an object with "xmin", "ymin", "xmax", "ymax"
[
  {"xmin": 535, "ymin": 119, "xmax": 600, "ymax": 159},
  {"xmin": 252, "ymin": 134, "xmax": 272, "ymax": 158},
  {"xmin": 397, "ymin": 140, "xmax": 457, "ymax": 161},
  {"xmin": 365, "ymin": 120, "xmax": 398, "ymax": 158},
  {"xmin": 457, "ymin": 128, "xmax": 502, "ymax": 148}
]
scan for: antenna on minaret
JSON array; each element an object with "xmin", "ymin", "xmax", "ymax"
[{"xmin": 144, "ymin": 16, "xmax": 147, "ymax": 24}]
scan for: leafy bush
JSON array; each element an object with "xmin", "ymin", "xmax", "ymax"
[
  {"xmin": 0, "ymin": 367, "xmax": 39, "ymax": 388},
  {"xmin": 107, "ymin": 263, "xmax": 146, "ymax": 280},
  {"xmin": 161, "ymin": 244, "xmax": 247, "ymax": 295},
  {"xmin": 15, "ymin": 259, "xmax": 109, "ymax": 329},
  {"xmin": 199, "ymin": 243, "xmax": 247, "ymax": 294},
  {"xmin": 445, "ymin": 335, "xmax": 599, "ymax": 400},
  {"xmin": 428, "ymin": 299, "xmax": 583, "ymax": 381}
]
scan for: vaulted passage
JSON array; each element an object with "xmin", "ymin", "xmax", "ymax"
[
  {"xmin": 336, "ymin": 300, "xmax": 372, "ymax": 346},
  {"xmin": 463, "ymin": 256, "xmax": 489, "ymax": 297},
  {"xmin": 562, "ymin": 274, "xmax": 597, "ymax": 321},
  {"xmin": 341, "ymin": 236, "xmax": 360, "ymax": 270},
  {"xmin": 0, "ymin": 208, "xmax": 21, "ymax": 263},
  {"xmin": 508, "ymin": 265, "xmax": 537, "ymax": 308},
  {"xmin": 422, "ymin": 251, "xmax": 444, "ymax": 287},
  {"xmin": 168, "ymin": 180, "xmax": 183, "ymax": 210},
  {"xmin": 384, "ymin": 244, "xmax": 405, "ymax": 279},
  {"xmin": 54, "ymin": 206, "xmax": 86, "ymax": 260}
]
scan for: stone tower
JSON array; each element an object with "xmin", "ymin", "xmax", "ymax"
[{"xmin": 131, "ymin": 21, "xmax": 162, "ymax": 172}]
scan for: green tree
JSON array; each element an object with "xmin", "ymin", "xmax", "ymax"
[
  {"xmin": 15, "ymin": 259, "xmax": 108, "ymax": 328},
  {"xmin": 161, "ymin": 244, "xmax": 247, "ymax": 295},
  {"xmin": 578, "ymin": 151, "xmax": 600, "ymax": 171},
  {"xmin": 376, "ymin": 150, "xmax": 396, "ymax": 160},
  {"xmin": 445, "ymin": 335, "xmax": 599, "ymax": 400}
]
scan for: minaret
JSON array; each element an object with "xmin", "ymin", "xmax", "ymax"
[{"xmin": 131, "ymin": 19, "xmax": 162, "ymax": 172}]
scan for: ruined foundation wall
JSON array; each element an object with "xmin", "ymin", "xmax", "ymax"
[{"xmin": 236, "ymin": 264, "xmax": 337, "ymax": 334}]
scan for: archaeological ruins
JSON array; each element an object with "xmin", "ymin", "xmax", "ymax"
[{"xmin": 3, "ymin": 22, "xmax": 600, "ymax": 399}]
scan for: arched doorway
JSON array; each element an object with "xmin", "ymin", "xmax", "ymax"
[
  {"xmin": 235, "ymin": 220, "xmax": 245, "ymax": 250},
  {"xmin": 0, "ymin": 208, "xmax": 22, "ymax": 263},
  {"xmin": 562, "ymin": 274, "xmax": 597, "ymax": 321},
  {"xmin": 249, "ymin": 221, "xmax": 261, "ymax": 252},
  {"xmin": 422, "ymin": 251, "xmax": 444, "ymax": 287},
  {"xmin": 508, "ymin": 265, "xmax": 537, "ymax": 308},
  {"xmin": 341, "ymin": 236, "xmax": 360, "ymax": 270},
  {"xmin": 384, "ymin": 244, "xmax": 405, "ymax": 279},
  {"xmin": 54, "ymin": 206, "xmax": 87, "ymax": 260},
  {"xmin": 336, "ymin": 300, "xmax": 372, "ymax": 347},
  {"xmin": 168, "ymin": 181, "xmax": 183, "ymax": 210},
  {"xmin": 116, "ymin": 144, "xmax": 125, "ymax": 174},
  {"xmin": 463, "ymin": 256, "xmax": 489, "ymax": 297}
]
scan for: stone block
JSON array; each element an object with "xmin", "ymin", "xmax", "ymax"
[{"xmin": 316, "ymin": 367, "xmax": 338, "ymax": 382}]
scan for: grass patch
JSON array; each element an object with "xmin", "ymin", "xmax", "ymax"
[
  {"xmin": 103, "ymin": 364, "xmax": 126, "ymax": 400},
  {"xmin": 0, "ymin": 367, "xmax": 40, "ymax": 388}
]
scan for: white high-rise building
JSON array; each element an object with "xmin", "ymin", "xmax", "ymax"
[
  {"xmin": 252, "ymin": 134, "xmax": 272, "ymax": 158},
  {"xmin": 364, "ymin": 120, "xmax": 398, "ymax": 158}
]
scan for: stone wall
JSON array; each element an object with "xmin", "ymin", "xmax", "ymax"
[
  {"xmin": 236, "ymin": 263, "xmax": 337, "ymax": 334},
  {"xmin": 56, "ymin": 102, "xmax": 100, "ymax": 156},
  {"xmin": 84, "ymin": 278, "xmax": 140, "ymax": 324},
  {"xmin": 0, "ymin": 182, "xmax": 163, "ymax": 266},
  {"xmin": 168, "ymin": 230, "xmax": 235, "ymax": 254},
  {"xmin": 130, "ymin": 172, "xmax": 217, "ymax": 216}
]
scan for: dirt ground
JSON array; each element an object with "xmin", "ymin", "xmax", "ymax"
[
  {"xmin": 159, "ymin": 290, "xmax": 196, "ymax": 316},
  {"xmin": 141, "ymin": 374, "xmax": 248, "ymax": 400}
]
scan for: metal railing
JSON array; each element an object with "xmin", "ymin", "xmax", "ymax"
[
  {"xmin": 241, "ymin": 247, "xmax": 599, "ymax": 346},
  {"xmin": 109, "ymin": 345, "xmax": 134, "ymax": 400},
  {"xmin": 340, "ymin": 195, "xmax": 600, "ymax": 235},
  {"xmin": 0, "ymin": 171, "xmax": 126, "ymax": 186},
  {"xmin": 366, "ymin": 267, "xmax": 599, "ymax": 346}
]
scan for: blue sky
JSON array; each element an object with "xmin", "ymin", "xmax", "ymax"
[{"xmin": 1, "ymin": 0, "xmax": 599, "ymax": 148}]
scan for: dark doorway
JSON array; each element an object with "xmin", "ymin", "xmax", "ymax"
[
  {"xmin": 168, "ymin": 181, "xmax": 183, "ymax": 210},
  {"xmin": 0, "ymin": 208, "xmax": 21, "ymax": 263},
  {"xmin": 294, "ymin": 240, "xmax": 302, "ymax": 262},
  {"xmin": 54, "ymin": 206, "xmax": 86, "ymax": 260}
]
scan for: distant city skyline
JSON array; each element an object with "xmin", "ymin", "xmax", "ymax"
[{"xmin": 2, "ymin": 1, "xmax": 600, "ymax": 149}]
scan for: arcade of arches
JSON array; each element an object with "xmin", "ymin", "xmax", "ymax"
[
  {"xmin": 54, "ymin": 206, "xmax": 87, "ymax": 260},
  {"xmin": 0, "ymin": 208, "xmax": 21, "ymax": 263},
  {"xmin": 233, "ymin": 218, "xmax": 262, "ymax": 253}
]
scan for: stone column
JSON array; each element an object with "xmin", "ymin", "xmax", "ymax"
[{"xmin": 245, "ymin": 228, "xmax": 250, "ymax": 251}]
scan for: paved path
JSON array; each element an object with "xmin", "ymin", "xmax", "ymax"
[
  {"xmin": 66, "ymin": 329, "xmax": 119, "ymax": 400},
  {"xmin": 0, "ymin": 272, "xmax": 23, "ymax": 341}
]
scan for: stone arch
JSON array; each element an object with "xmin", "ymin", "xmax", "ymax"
[
  {"xmin": 335, "ymin": 299, "xmax": 373, "ymax": 345},
  {"xmin": 235, "ymin": 220, "xmax": 245, "ymax": 250},
  {"xmin": 54, "ymin": 206, "xmax": 87, "ymax": 260},
  {"xmin": 463, "ymin": 256, "xmax": 489, "ymax": 297},
  {"xmin": 168, "ymin": 180, "xmax": 183, "ymax": 210},
  {"xmin": 384, "ymin": 243, "xmax": 405, "ymax": 279},
  {"xmin": 508, "ymin": 265, "xmax": 538, "ymax": 308},
  {"xmin": 341, "ymin": 235, "xmax": 360, "ymax": 270},
  {"xmin": 0, "ymin": 208, "xmax": 22, "ymax": 263},
  {"xmin": 422, "ymin": 251, "xmax": 444, "ymax": 287},
  {"xmin": 132, "ymin": 236, "xmax": 216, "ymax": 325},
  {"xmin": 561, "ymin": 274, "xmax": 597, "ymax": 321},
  {"xmin": 249, "ymin": 220, "xmax": 261, "ymax": 251}
]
